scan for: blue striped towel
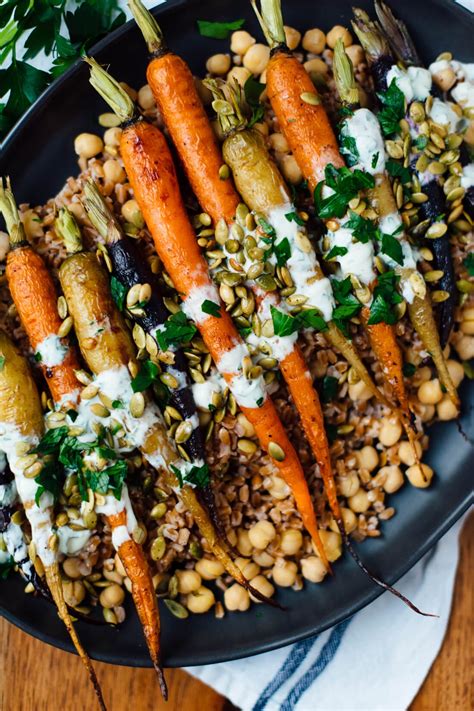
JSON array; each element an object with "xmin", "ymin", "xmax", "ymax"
[{"xmin": 186, "ymin": 518, "xmax": 465, "ymax": 711}]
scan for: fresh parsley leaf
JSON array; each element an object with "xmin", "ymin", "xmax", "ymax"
[
  {"xmin": 0, "ymin": 556, "xmax": 14, "ymax": 581},
  {"xmin": 131, "ymin": 360, "xmax": 159, "ymax": 392},
  {"xmin": 314, "ymin": 164, "xmax": 375, "ymax": 219},
  {"xmin": 321, "ymin": 375, "xmax": 338, "ymax": 403},
  {"xmin": 339, "ymin": 132, "xmax": 359, "ymax": 167},
  {"xmin": 339, "ymin": 106, "xmax": 354, "ymax": 118},
  {"xmin": 197, "ymin": 18, "xmax": 245, "ymax": 39},
  {"xmin": 155, "ymin": 311, "xmax": 197, "ymax": 351},
  {"xmin": 256, "ymin": 396, "xmax": 264, "ymax": 407},
  {"xmin": 34, "ymin": 460, "xmax": 63, "ymax": 506},
  {"xmin": 201, "ymin": 299, "xmax": 221, "ymax": 318},
  {"xmin": 371, "ymin": 152, "xmax": 380, "ymax": 170},
  {"xmin": 331, "ymin": 277, "xmax": 362, "ymax": 332},
  {"xmin": 285, "ymin": 211, "xmax": 305, "ymax": 226},
  {"xmin": 464, "ymin": 253, "xmax": 474, "ymax": 277},
  {"xmin": 0, "ymin": 355, "xmax": 4, "ymax": 370},
  {"xmin": 402, "ymin": 362, "xmax": 417, "ymax": 377},
  {"xmin": 110, "ymin": 275, "xmax": 127, "ymax": 311},
  {"xmin": 170, "ymin": 464, "xmax": 183, "ymax": 488},
  {"xmin": 413, "ymin": 135, "xmax": 428, "ymax": 150},
  {"xmin": 377, "ymin": 79, "xmax": 405, "ymax": 137},
  {"xmin": 95, "ymin": 460, "xmax": 127, "ymax": 500},
  {"xmin": 381, "ymin": 232, "xmax": 404, "ymax": 265},
  {"xmin": 67, "ymin": 408, "xmax": 78, "ymax": 422},
  {"xmin": 325, "ymin": 245, "xmax": 348, "ymax": 261},
  {"xmin": 298, "ymin": 309, "xmax": 328, "ymax": 332},
  {"xmin": 31, "ymin": 426, "xmax": 69, "ymax": 455},
  {"xmin": 112, "ymin": 399, "xmax": 123, "ymax": 409},
  {"xmin": 368, "ymin": 270, "xmax": 402, "ymax": 325},
  {"xmin": 244, "ymin": 75, "xmax": 265, "ymax": 127},
  {"xmin": 274, "ymin": 238, "xmax": 291, "ymax": 267},
  {"xmin": 257, "ymin": 217, "xmax": 276, "ymax": 238},
  {"xmin": 344, "ymin": 211, "xmax": 378, "ymax": 244},
  {"xmin": 270, "ymin": 306, "xmax": 299, "ymax": 337},
  {"xmin": 332, "ymin": 302, "xmax": 361, "ymax": 321},
  {"xmin": 386, "ymin": 159, "xmax": 411, "ymax": 184},
  {"xmin": 238, "ymin": 326, "xmax": 252, "ymax": 339},
  {"xmin": 182, "ymin": 463, "xmax": 210, "ymax": 488}
]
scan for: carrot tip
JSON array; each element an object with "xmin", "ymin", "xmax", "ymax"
[{"xmin": 154, "ymin": 662, "xmax": 168, "ymax": 700}]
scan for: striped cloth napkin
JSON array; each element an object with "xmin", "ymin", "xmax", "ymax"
[{"xmin": 186, "ymin": 517, "xmax": 466, "ymax": 711}]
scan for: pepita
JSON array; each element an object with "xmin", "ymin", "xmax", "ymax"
[
  {"xmin": 130, "ymin": 392, "xmax": 145, "ymax": 417},
  {"xmin": 237, "ymin": 438, "xmax": 258, "ymax": 456},
  {"xmin": 268, "ymin": 442, "xmax": 285, "ymax": 461},
  {"xmin": 432, "ymin": 289, "xmax": 450, "ymax": 303},
  {"xmin": 424, "ymin": 269, "xmax": 444, "ymax": 282},
  {"xmin": 139, "ymin": 283, "xmax": 152, "ymax": 304},
  {"xmin": 90, "ymin": 403, "xmax": 110, "ymax": 418},
  {"xmin": 300, "ymin": 91, "xmax": 321, "ymax": 105},
  {"xmin": 57, "ymin": 296, "xmax": 68, "ymax": 319},
  {"xmin": 160, "ymin": 372, "xmax": 179, "ymax": 389},
  {"xmin": 425, "ymin": 222, "xmax": 448, "ymax": 239},
  {"xmin": 219, "ymin": 164, "xmax": 230, "ymax": 180},
  {"xmin": 57, "ymin": 316, "xmax": 73, "ymax": 338},
  {"xmin": 24, "ymin": 461, "xmax": 43, "ymax": 479},
  {"xmin": 164, "ymin": 599, "xmax": 189, "ymax": 619},
  {"xmin": 411, "ymin": 192, "xmax": 429, "ymax": 204},
  {"xmin": 126, "ymin": 283, "xmax": 141, "ymax": 308},
  {"xmin": 151, "ymin": 535, "xmax": 166, "ymax": 561},
  {"xmin": 175, "ymin": 420, "xmax": 193, "ymax": 444},
  {"xmin": 81, "ymin": 383, "xmax": 99, "ymax": 400}
]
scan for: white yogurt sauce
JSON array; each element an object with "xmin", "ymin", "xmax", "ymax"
[
  {"xmin": 326, "ymin": 223, "xmax": 376, "ymax": 286},
  {"xmin": 35, "ymin": 334, "xmax": 68, "ymax": 368},
  {"xmin": 451, "ymin": 81, "xmax": 474, "ymax": 109},
  {"xmin": 57, "ymin": 524, "xmax": 91, "ymax": 556},
  {"xmin": 246, "ymin": 292, "xmax": 298, "ymax": 362},
  {"xmin": 181, "ymin": 283, "xmax": 221, "ymax": 325},
  {"xmin": 341, "ymin": 108, "xmax": 386, "ymax": 175},
  {"xmin": 428, "ymin": 98, "xmax": 461, "ymax": 132},
  {"xmin": 0, "ymin": 479, "xmax": 16, "ymax": 507},
  {"xmin": 460, "ymin": 163, "xmax": 474, "ymax": 190},
  {"xmin": 267, "ymin": 203, "xmax": 335, "ymax": 321},
  {"xmin": 430, "ymin": 58, "xmax": 474, "ymax": 83},
  {"xmin": 386, "ymin": 65, "xmax": 432, "ymax": 102},
  {"xmin": 191, "ymin": 373, "xmax": 226, "ymax": 410},
  {"xmin": 215, "ymin": 341, "xmax": 249, "ymax": 374}
]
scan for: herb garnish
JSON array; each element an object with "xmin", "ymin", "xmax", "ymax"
[
  {"xmin": 331, "ymin": 277, "xmax": 362, "ymax": 334},
  {"xmin": 131, "ymin": 360, "xmax": 159, "ymax": 393},
  {"xmin": 413, "ymin": 135, "xmax": 428, "ymax": 150},
  {"xmin": 367, "ymin": 271, "xmax": 403, "ymax": 325},
  {"xmin": 321, "ymin": 375, "xmax": 339, "ymax": 403},
  {"xmin": 377, "ymin": 80, "xmax": 405, "ymax": 137},
  {"xmin": 0, "ymin": 355, "xmax": 4, "ymax": 370},
  {"xmin": 339, "ymin": 133, "xmax": 359, "ymax": 167},
  {"xmin": 314, "ymin": 164, "xmax": 375, "ymax": 219},
  {"xmin": 371, "ymin": 152, "xmax": 380, "ymax": 170},
  {"xmin": 402, "ymin": 362, "xmax": 417, "ymax": 377},
  {"xmin": 285, "ymin": 211, "xmax": 305, "ymax": 226},
  {"xmin": 155, "ymin": 311, "xmax": 197, "ymax": 351},
  {"xmin": 171, "ymin": 462, "xmax": 210, "ymax": 488},
  {"xmin": 381, "ymin": 231, "xmax": 404, "ymax": 265},
  {"xmin": 274, "ymin": 237, "xmax": 291, "ymax": 267},
  {"xmin": 244, "ymin": 75, "xmax": 265, "ymax": 127},
  {"xmin": 270, "ymin": 306, "xmax": 327, "ymax": 337},
  {"xmin": 78, "ymin": 460, "xmax": 128, "ymax": 501},
  {"xmin": 324, "ymin": 245, "xmax": 348, "ymax": 261},
  {"xmin": 386, "ymin": 159, "xmax": 411, "ymax": 185},
  {"xmin": 197, "ymin": 18, "xmax": 245, "ymax": 39},
  {"xmin": 201, "ymin": 299, "xmax": 221, "ymax": 318},
  {"xmin": 344, "ymin": 211, "xmax": 378, "ymax": 243},
  {"xmin": 110, "ymin": 275, "xmax": 127, "ymax": 311},
  {"xmin": 463, "ymin": 253, "xmax": 474, "ymax": 277},
  {"xmin": 0, "ymin": 556, "xmax": 14, "ymax": 580}
]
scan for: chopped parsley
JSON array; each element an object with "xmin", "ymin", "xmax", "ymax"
[
  {"xmin": 321, "ymin": 375, "xmax": 339, "ymax": 403},
  {"xmin": 201, "ymin": 300, "xmax": 221, "ymax": 318},
  {"xmin": 110, "ymin": 275, "xmax": 127, "ymax": 311},
  {"xmin": 285, "ymin": 211, "xmax": 305, "ymax": 226},
  {"xmin": 331, "ymin": 277, "xmax": 362, "ymax": 334},
  {"xmin": 270, "ymin": 306, "xmax": 327, "ymax": 337},
  {"xmin": 344, "ymin": 211, "xmax": 378, "ymax": 244},
  {"xmin": 463, "ymin": 253, "xmax": 474, "ymax": 277},
  {"xmin": 34, "ymin": 352, "xmax": 42, "ymax": 362},
  {"xmin": 339, "ymin": 132, "xmax": 359, "ymax": 167},
  {"xmin": 324, "ymin": 245, "xmax": 348, "ymax": 261},
  {"xmin": 244, "ymin": 75, "xmax": 265, "ymax": 127},
  {"xmin": 197, "ymin": 18, "xmax": 245, "ymax": 39},
  {"xmin": 367, "ymin": 270, "xmax": 403, "ymax": 325},
  {"xmin": 402, "ymin": 362, "xmax": 417, "ymax": 377},
  {"xmin": 257, "ymin": 217, "xmax": 276, "ymax": 238},
  {"xmin": 386, "ymin": 159, "xmax": 411, "ymax": 184},
  {"xmin": 155, "ymin": 311, "xmax": 197, "ymax": 351},
  {"xmin": 377, "ymin": 79, "xmax": 405, "ymax": 137},
  {"xmin": 171, "ymin": 462, "xmax": 210, "ymax": 489},
  {"xmin": 131, "ymin": 360, "xmax": 159, "ymax": 393},
  {"xmin": 33, "ymin": 459, "xmax": 64, "ymax": 506},
  {"xmin": 0, "ymin": 355, "xmax": 4, "ymax": 370},
  {"xmin": 314, "ymin": 164, "xmax": 375, "ymax": 219},
  {"xmin": 256, "ymin": 396, "xmax": 264, "ymax": 407},
  {"xmin": 0, "ymin": 556, "xmax": 14, "ymax": 580},
  {"xmin": 78, "ymin": 460, "xmax": 128, "ymax": 501},
  {"xmin": 381, "ymin": 231, "xmax": 404, "ymax": 265},
  {"xmin": 413, "ymin": 135, "xmax": 428, "ymax": 150},
  {"xmin": 274, "ymin": 237, "xmax": 291, "ymax": 267},
  {"xmin": 371, "ymin": 152, "xmax": 380, "ymax": 170}
]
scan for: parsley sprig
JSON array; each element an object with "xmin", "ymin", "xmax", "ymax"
[
  {"xmin": 377, "ymin": 80, "xmax": 405, "ymax": 137},
  {"xmin": 314, "ymin": 164, "xmax": 375, "ymax": 219},
  {"xmin": 244, "ymin": 75, "xmax": 265, "ymax": 127},
  {"xmin": 270, "ymin": 306, "xmax": 327, "ymax": 337},
  {"xmin": 171, "ymin": 462, "xmax": 210, "ymax": 488},
  {"xmin": 155, "ymin": 311, "xmax": 197, "ymax": 351},
  {"xmin": 367, "ymin": 271, "xmax": 403, "ymax": 325}
]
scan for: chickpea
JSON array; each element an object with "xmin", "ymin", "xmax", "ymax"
[
  {"xmin": 253, "ymin": 121, "xmax": 269, "ymax": 137},
  {"xmin": 243, "ymin": 44, "xmax": 270, "ymax": 75},
  {"xmin": 236, "ymin": 412, "xmax": 256, "ymax": 437},
  {"xmin": 249, "ymin": 574, "xmax": 275, "ymax": 602},
  {"xmin": 138, "ymin": 84, "xmax": 155, "ymax": 110},
  {"xmin": 235, "ymin": 557, "xmax": 260, "ymax": 580},
  {"xmin": 260, "ymin": 69, "xmax": 267, "ymax": 84},
  {"xmin": 268, "ymin": 132, "xmax": 290, "ymax": 154},
  {"xmin": 74, "ymin": 132, "xmax": 103, "ymax": 159},
  {"xmin": 186, "ymin": 585, "xmax": 215, "ymax": 614},
  {"xmin": 104, "ymin": 126, "xmax": 123, "ymax": 147},
  {"xmin": 206, "ymin": 53, "xmax": 231, "ymax": 76},
  {"xmin": 460, "ymin": 319, "xmax": 474, "ymax": 335},
  {"xmin": 418, "ymin": 403, "xmax": 436, "ymax": 423},
  {"xmin": 62, "ymin": 579, "xmax": 86, "ymax": 607},
  {"xmin": 330, "ymin": 507, "xmax": 357, "ymax": 534},
  {"xmin": 316, "ymin": 529, "xmax": 342, "ymax": 562},
  {"xmin": 446, "ymin": 359, "xmax": 465, "ymax": 388},
  {"xmin": 248, "ymin": 520, "xmax": 276, "ymax": 550},
  {"xmin": 224, "ymin": 583, "xmax": 250, "ymax": 611},
  {"xmin": 279, "ymin": 154, "xmax": 303, "ymax": 184},
  {"xmin": 227, "ymin": 66, "xmax": 252, "ymax": 87},
  {"xmin": 413, "ymin": 365, "xmax": 432, "ymax": 387},
  {"xmin": 437, "ymin": 395, "xmax": 459, "ymax": 421},
  {"xmin": 62, "ymin": 556, "xmax": 82, "ymax": 579},
  {"xmin": 432, "ymin": 67, "xmax": 457, "ymax": 92},
  {"xmin": 337, "ymin": 471, "xmax": 360, "ymax": 498},
  {"xmin": 121, "ymin": 199, "xmax": 144, "ymax": 228},
  {"xmin": 230, "ymin": 30, "xmax": 256, "ymax": 56},
  {"xmin": 301, "ymin": 556, "xmax": 327, "ymax": 583},
  {"xmin": 103, "ymin": 159, "xmax": 126, "ymax": 184},
  {"xmin": 195, "ymin": 557, "xmax": 225, "ymax": 580},
  {"xmin": 406, "ymin": 463, "xmax": 434, "ymax": 489},
  {"xmin": 454, "ymin": 335, "xmax": 474, "ymax": 361},
  {"xmin": 345, "ymin": 44, "xmax": 365, "ymax": 66},
  {"xmin": 176, "ymin": 569, "xmax": 202, "ymax": 594},
  {"xmin": 302, "ymin": 28, "xmax": 326, "ymax": 55},
  {"xmin": 379, "ymin": 417, "xmax": 403, "ymax": 447},
  {"xmin": 417, "ymin": 378, "xmax": 443, "ymax": 405},
  {"xmin": 114, "ymin": 553, "xmax": 127, "ymax": 578},
  {"xmin": 234, "ymin": 528, "xmax": 252, "ymax": 556},
  {"xmin": 268, "ymin": 475, "xmax": 291, "ymax": 500},
  {"xmin": 348, "ymin": 488, "xmax": 370, "ymax": 513},
  {"xmin": 348, "ymin": 379, "xmax": 373, "ymax": 402},
  {"xmin": 272, "ymin": 560, "xmax": 298, "ymax": 587},
  {"xmin": 284, "ymin": 26, "xmax": 301, "ymax": 50},
  {"xmin": 252, "ymin": 550, "xmax": 275, "ymax": 568},
  {"xmin": 356, "ymin": 445, "xmax": 379, "ymax": 472},
  {"xmin": 326, "ymin": 25, "xmax": 352, "ymax": 49},
  {"xmin": 379, "ymin": 465, "xmax": 404, "ymax": 494},
  {"xmin": 280, "ymin": 529, "xmax": 303, "ymax": 555},
  {"xmin": 100, "ymin": 583, "xmax": 125, "ymax": 609},
  {"xmin": 398, "ymin": 439, "xmax": 422, "ymax": 467}
]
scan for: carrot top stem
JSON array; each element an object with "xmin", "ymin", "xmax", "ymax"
[
  {"xmin": 82, "ymin": 179, "xmax": 122, "ymax": 245},
  {"xmin": 128, "ymin": 0, "xmax": 166, "ymax": 55},
  {"xmin": 251, "ymin": 0, "xmax": 286, "ymax": 48},
  {"xmin": 84, "ymin": 57, "xmax": 137, "ymax": 124},
  {"xmin": 333, "ymin": 39, "xmax": 360, "ymax": 106},
  {"xmin": 203, "ymin": 78, "xmax": 247, "ymax": 136},
  {"xmin": 0, "ymin": 178, "xmax": 27, "ymax": 246},
  {"xmin": 351, "ymin": 7, "xmax": 390, "ymax": 61},
  {"xmin": 55, "ymin": 207, "xmax": 83, "ymax": 253}
]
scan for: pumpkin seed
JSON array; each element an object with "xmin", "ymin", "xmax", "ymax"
[
  {"xmin": 11, "ymin": 510, "xmax": 24, "ymax": 525},
  {"xmin": 456, "ymin": 279, "xmax": 474, "ymax": 294},
  {"xmin": 439, "ymin": 149, "xmax": 459, "ymax": 165},
  {"xmin": 286, "ymin": 293, "xmax": 308, "ymax": 306},
  {"xmin": 103, "ymin": 608, "xmax": 118, "ymax": 624},
  {"xmin": 24, "ymin": 461, "xmax": 43, "ymax": 479},
  {"xmin": 219, "ymin": 283, "xmax": 235, "ymax": 305},
  {"xmin": 425, "ymin": 222, "xmax": 448, "ymax": 239},
  {"xmin": 237, "ymin": 438, "xmax": 258, "ymax": 455},
  {"xmin": 247, "ymin": 263, "xmax": 264, "ymax": 280},
  {"xmin": 261, "ymin": 319, "xmax": 275, "ymax": 338},
  {"xmin": 151, "ymin": 535, "xmax": 166, "ymax": 561},
  {"xmin": 300, "ymin": 91, "xmax": 321, "ymax": 105},
  {"xmin": 90, "ymin": 403, "xmax": 110, "ymax": 418},
  {"xmin": 84, "ymin": 510, "xmax": 97, "ymax": 529},
  {"xmin": 257, "ymin": 275, "xmax": 277, "ymax": 292},
  {"xmin": 175, "ymin": 420, "xmax": 193, "ymax": 444},
  {"xmin": 160, "ymin": 372, "xmax": 179, "ymax": 389},
  {"xmin": 396, "ymin": 183, "xmax": 404, "ymax": 209},
  {"xmin": 132, "ymin": 523, "xmax": 147, "ymax": 545},
  {"xmin": 164, "ymin": 598, "xmax": 189, "ymax": 619},
  {"xmin": 409, "ymin": 271, "xmax": 427, "ymax": 298},
  {"xmin": 55, "ymin": 512, "xmax": 69, "ymax": 527},
  {"xmin": 130, "ymin": 392, "xmax": 145, "ymax": 418},
  {"xmin": 231, "ymin": 223, "xmax": 245, "ymax": 242},
  {"xmin": 419, "ymin": 247, "xmax": 433, "ymax": 261},
  {"xmin": 409, "ymin": 101, "xmax": 425, "ymax": 124},
  {"xmin": 428, "ymin": 160, "xmax": 446, "ymax": 175},
  {"xmin": 81, "ymin": 383, "xmax": 99, "ymax": 400},
  {"xmin": 447, "ymin": 204, "xmax": 464, "ymax": 223},
  {"xmin": 57, "ymin": 295, "xmax": 68, "ymax": 320},
  {"xmin": 337, "ymin": 424, "xmax": 354, "ymax": 434},
  {"xmin": 446, "ymin": 186, "xmax": 465, "ymax": 202},
  {"xmin": 268, "ymin": 442, "xmax": 285, "ymax": 461},
  {"xmin": 258, "ymin": 357, "xmax": 278, "ymax": 370},
  {"xmin": 190, "ymin": 368, "xmax": 205, "ymax": 384},
  {"xmin": 48, "ymin": 533, "xmax": 59, "ymax": 552},
  {"xmin": 177, "ymin": 444, "xmax": 191, "ymax": 461},
  {"xmin": 215, "ymin": 219, "xmax": 229, "ymax": 245},
  {"xmin": 126, "ymin": 283, "xmax": 141, "ymax": 308},
  {"xmin": 57, "ymin": 316, "xmax": 73, "ymax": 338},
  {"xmin": 168, "ymin": 574, "xmax": 179, "ymax": 599},
  {"xmin": 295, "ymin": 231, "xmax": 312, "ymax": 253},
  {"xmin": 219, "ymin": 164, "xmax": 230, "ymax": 180},
  {"xmin": 386, "ymin": 140, "xmax": 404, "ymax": 159},
  {"xmin": 139, "ymin": 283, "xmax": 152, "ymax": 304},
  {"xmin": 424, "ymin": 269, "xmax": 444, "ymax": 282},
  {"xmin": 411, "ymin": 192, "xmax": 429, "ymax": 204},
  {"xmin": 198, "ymin": 212, "xmax": 212, "ymax": 227},
  {"xmin": 145, "ymin": 333, "xmax": 158, "ymax": 359},
  {"xmin": 432, "ymin": 289, "xmax": 450, "ymax": 302}
]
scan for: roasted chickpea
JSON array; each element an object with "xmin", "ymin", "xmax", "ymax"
[
  {"xmin": 195, "ymin": 557, "xmax": 225, "ymax": 580},
  {"xmin": 417, "ymin": 378, "xmax": 443, "ymax": 405},
  {"xmin": 326, "ymin": 25, "xmax": 352, "ymax": 49},
  {"xmin": 437, "ymin": 395, "xmax": 459, "ymax": 421},
  {"xmin": 138, "ymin": 84, "xmax": 155, "ymax": 110},
  {"xmin": 302, "ymin": 28, "xmax": 326, "ymax": 54},
  {"xmin": 272, "ymin": 560, "xmax": 298, "ymax": 587},
  {"xmin": 224, "ymin": 583, "xmax": 250, "ymax": 611},
  {"xmin": 301, "ymin": 556, "xmax": 327, "ymax": 583},
  {"xmin": 206, "ymin": 53, "xmax": 231, "ymax": 76},
  {"xmin": 280, "ymin": 529, "xmax": 303, "ymax": 555},
  {"xmin": 74, "ymin": 133, "xmax": 103, "ymax": 159},
  {"xmin": 379, "ymin": 465, "xmax": 404, "ymax": 494},
  {"xmin": 243, "ymin": 44, "xmax": 270, "ymax": 74},
  {"xmin": 187, "ymin": 585, "xmax": 215, "ymax": 614},
  {"xmin": 100, "ymin": 583, "xmax": 125, "ymax": 609},
  {"xmin": 356, "ymin": 445, "xmax": 379, "ymax": 472},
  {"xmin": 406, "ymin": 463, "xmax": 434, "ymax": 488},
  {"xmin": 176, "ymin": 569, "xmax": 202, "ymax": 594},
  {"xmin": 230, "ymin": 30, "xmax": 256, "ymax": 55},
  {"xmin": 284, "ymin": 26, "xmax": 301, "ymax": 50},
  {"xmin": 249, "ymin": 574, "xmax": 275, "ymax": 602},
  {"xmin": 379, "ymin": 417, "xmax": 403, "ymax": 447},
  {"xmin": 248, "ymin": 520, "xmax": 276, "ymax": 550}
]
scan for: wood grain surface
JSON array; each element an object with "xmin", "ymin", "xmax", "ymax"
[{"xmin": 1, "ymin": 514, "xmax": 471, "ymax": 711}]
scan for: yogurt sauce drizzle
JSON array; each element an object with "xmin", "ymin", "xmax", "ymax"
[
  {"xmin": 34, "ymin": 334, "xmax": 68, "ymax": 368},
  {"xmin": 386, "ymin": 65, "xmax": 432, "ymax": 102},
  {"xmin": 341, "ymin": 108, "xmax": 386, "ymax": 175}
]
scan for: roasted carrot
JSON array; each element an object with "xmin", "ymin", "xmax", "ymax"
[
  {"xmin": 0, "ymin": 330, "xmax": 107, "ymax": 709},
  {"xmin": 85, "ymin": 57, "xmax": 330, "ymax": 568},
  {"xmin": 0, "ymin": 180, "xmax": 81, "ymax": 407}
]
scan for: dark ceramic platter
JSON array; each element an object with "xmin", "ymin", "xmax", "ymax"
[{"xmin": 0, "ymin": 0, "xmax": 473, "ymax": 669}]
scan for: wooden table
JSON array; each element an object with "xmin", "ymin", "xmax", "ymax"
[{"xmin": 1, "ymin": 514, "xmax": 471, "ymax": 711}]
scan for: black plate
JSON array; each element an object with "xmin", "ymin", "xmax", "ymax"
[{"xmin": 0, "ymin": 0, "xmax": 473, "ymax": 668}]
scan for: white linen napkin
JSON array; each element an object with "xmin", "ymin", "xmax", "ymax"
[{"xmin": 185, "ymin": 517, "xmax": 467, "ymax": 711}]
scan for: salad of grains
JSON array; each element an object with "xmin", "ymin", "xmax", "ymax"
[{"xmin": 0, "ymin": 0, "xmax": 472, "ymax": 706}]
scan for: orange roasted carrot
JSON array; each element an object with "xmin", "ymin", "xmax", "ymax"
[
  {"xmin": 0, "ymin": 180, "xmax": 81, "ymax": 407},
  {"xmin": 85, "ymin": 56, "xmax": 329, "ymax": 568}
]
